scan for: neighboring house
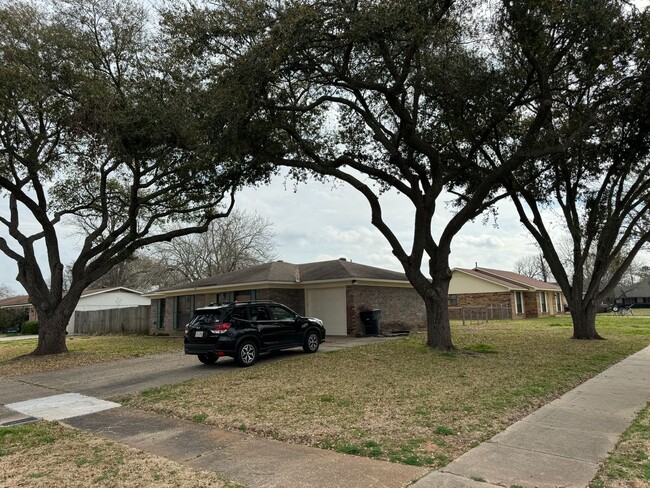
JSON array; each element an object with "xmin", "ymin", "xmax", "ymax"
[
  {"xmin": 68, "ymin": 288, "xmax": 151, "ymax": 334},
  {"xmin": 612, "ymin": 283, "xmax": 650, "ymax": 307},
  {"xmin": 0, "ymin": 295, "xmax": 35, "ymax": 323},
  {"xmin": 0, "ymin": 288, "xmax": 151, "ymax": 334},
  {"xmin": 448, "ymin": 267, "xmax": 566, "ymax": 319},
  {"xmin": 146, "ymin": 258, "xmax": 426, "ymax": 337}
]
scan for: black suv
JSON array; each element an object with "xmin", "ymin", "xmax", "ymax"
[{"xmin": 184, "ymin": 301, "xmax": 326, "ymax": 367}]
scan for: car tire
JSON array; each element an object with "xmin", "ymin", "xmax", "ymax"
[
  {"xmin": 303, "ymin": 330, "xmax": 320, "ymax": 353},
  {"xmin": 198, "ymin": 353, "xmax": 218, "ymax": 365},
  {"xmin": 236, "ymin": 340, "xmax": 258, "ymax": 367}
]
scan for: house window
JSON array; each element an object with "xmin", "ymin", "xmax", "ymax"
[
  {"xmin": 515, "ymin": 292, "xmax": 524, "ymax": 314},
  {"xmin": 216, "ymin": 290, "xmax": 257, "ymax": 304},
  {"xmin": 540, "ymin": 292, "xmax": 548, "ymax": 313},
  {"xmin": 449, "ymin": 294, "xmax": 458, "ymax": 306},
  {"xmin": 234, "ymin": 290, "xmax": 256, "ymax": 302},
  {"xmin": 173, "ymin": 295, "xmax": 195, "ymax": 330},
  {"xmin": 554, "ymin": 293, "xmax": 561, "ymax": 312},
  {"xmin": 154, "ymin": 299, "xmax": 166, "ymax": 329}
]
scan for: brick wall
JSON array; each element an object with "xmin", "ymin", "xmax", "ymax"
[
  {"xmin": 256, "ymin": 288, "xmax": 305, "ymax": 315},
  {"xmin": 523, "ymin": 291, "xmax": 539, "ymax": 318},
  {"xmin": 346, "ymin": 285, "xmax": 426, "ymax": 336},
  {"xmin": 447, "ymin": 291, "xmax": 559, "ymax": 319},
  {"xmin": 448, "ymin": 292, "xmax": 513, "ymax": 320},
  {"xmin": 162, "ymin": 297, "xmax": 174, "ymax": 334},
  {"xmin": 454, "ymin": 292, "xmax": 512, "ymax": 308}
]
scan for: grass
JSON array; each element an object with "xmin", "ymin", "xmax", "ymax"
[
  {"xmin": 610, "ymin": 307, "xmax": 650, "ymax": 317},
  {"xmin": 112, "ymin": 315, "xmax": 650, "ymax": 469},
  {"xmin": 589, "ymin": 401, "xmax": 650, "ymax": 488},
  {"xmin": 0, "ymin": 422, "xmax": 239, "ymax": 487},
  {"xmin": 0, "ymin": 335, "xmax": 183, "ymax": 377}
]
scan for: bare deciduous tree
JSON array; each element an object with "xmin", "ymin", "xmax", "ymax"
[
  {"xmin": 154, "ymin": 210, "xmax": 278, "ymax": 283},
  {"xmin": 0, "ymin": 283, "xmax": 15, "ymax": 299},
  {"xmin": 514, "ymin": 254, "xmax": 551, "ymax": 282}
]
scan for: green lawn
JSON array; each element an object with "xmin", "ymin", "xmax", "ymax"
[{"xmin": 114, "ymin": 315, "xmax": 650, "ymax": 469}]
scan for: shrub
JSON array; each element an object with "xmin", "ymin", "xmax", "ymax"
[
  {"xmin": 0, "ymin": 309, "xmax": 27, "ymax": 332},
  {"xmin": 21, "ymin": 321, "xmax": 39, "ymax": 334}
]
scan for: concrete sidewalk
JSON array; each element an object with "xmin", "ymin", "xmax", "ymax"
[
  {"xmin": 63, "ymin": 408, "xmax": 428, "ymax": 488},
  {"xmin": 413, "ymin": 345, "xmax": 650, "ymax": 488}
]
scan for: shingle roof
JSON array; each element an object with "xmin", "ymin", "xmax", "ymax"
[
  {"xmin": 0, "ymin": 287, "xmax": 144, "ymax": 309},
  {"xmin": 299, "ymin": 259, "xmax": 407, "ymax": 282},
  {"xmin": 0, "ymin": 295, "xmax": 31, "ymax": 308},
  {"xmin": 157, "ymin": 259, "xmax": 408, "ymax": 292},
  {"xmin": 80, "ymin": 287, "xmax": 144, "ymax": 297},
  {"xmin": 455, "ymin": 267, "xmax": 561, "ymax": 291}
]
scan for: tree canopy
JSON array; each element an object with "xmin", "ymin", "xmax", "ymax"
[
  {"xmin": 0, "ymin": 0, "xmax": 268, "ymax": 355},
  {"xmin": 164, "ymin": 0, "xmax": 647, "ymax": 348}
]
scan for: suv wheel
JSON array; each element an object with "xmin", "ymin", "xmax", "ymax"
[
  {"xmin": 198, "ymin": 353, "xmax": 218, "ymax": 365},
  {"xmin": 237, "ymin": 340, "xmax": 258, "ymax": 367},
  {"xmin": 303, "ymin": 330, "xmax": 320, "ymax": 353}
]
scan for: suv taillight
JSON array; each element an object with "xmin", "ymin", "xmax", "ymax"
[{"xmin": 210, "ymin": 323, "xmax": 230, "ymax": 334}]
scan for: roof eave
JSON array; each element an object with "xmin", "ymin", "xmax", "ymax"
[{"xmin": 145, "ymin": 277, "xmax": 413, "ymax": 298}]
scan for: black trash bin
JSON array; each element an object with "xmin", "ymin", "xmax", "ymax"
[{"xmin": 360, "ymin": 309, "xmax": 382, "ymax": 336}]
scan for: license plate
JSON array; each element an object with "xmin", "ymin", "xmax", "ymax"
[{"xmin": 194, "ymin": 331, "xmax": 204, "ymax": 338}]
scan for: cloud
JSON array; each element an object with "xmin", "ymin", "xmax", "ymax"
[{"xmin": 454, "ymin": 234, "xmax": 505, "ymax": 249}]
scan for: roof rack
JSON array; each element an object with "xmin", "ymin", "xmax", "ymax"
[{"xmin": 202, "ymin": 300, "xmax": 281, "ymax": 308}]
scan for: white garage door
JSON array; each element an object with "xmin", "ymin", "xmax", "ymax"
[{"xmin": 305, "ymin": 287, "xmax": 347, "ymax": 336}]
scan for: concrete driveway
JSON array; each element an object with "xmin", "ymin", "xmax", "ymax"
[{"xmin": 0, "ymin": 335, "xmax": 398, "ymax": 414}]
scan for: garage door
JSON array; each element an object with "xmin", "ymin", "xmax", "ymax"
[{"xmin": 305, "ymin": 287, "xmax": 347, "ymax": 336}]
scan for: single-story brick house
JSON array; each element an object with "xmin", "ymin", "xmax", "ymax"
[
  {"xmin": 448, "ymin": 267, "xmax": 566, "ymax": 319},
  {"xmin": 0, "ymin": 288, "xmax": 151, "ymax": 334},
  {"xmin": 146, "ymin": 258, "xmax": 426, "ymax": 336}
]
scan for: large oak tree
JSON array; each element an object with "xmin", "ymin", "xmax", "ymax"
[
  {"xmin": 167, "ymin": 0, "xmax": 642, "ymax": 349},
  {"xmin": 0, "ymin": 0, "xmax": 266, "ymax": 355},
  {"xmin": 503, "ymin": 6, "xmax": 650, "ymax": 339}
]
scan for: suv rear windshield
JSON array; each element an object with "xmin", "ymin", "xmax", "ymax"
[{"xmin": 189, "ymin": 309, "xmax": 225, "ymax": 326}]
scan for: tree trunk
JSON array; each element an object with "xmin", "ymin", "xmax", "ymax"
[
  {"xmin": 31, "ymin": 308, "xmax": 72, "ymax": 356},
  {"xmin": 570, "ymin": 300, "xmax": 604, "ymax": 340},
  {"xmin": 424, "ymin": 271, "xmax": 455, "ymax": 350}
]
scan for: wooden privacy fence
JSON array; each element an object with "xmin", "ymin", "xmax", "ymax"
[{"xmin": 74, "ymin": 306, "xmax": 151, "ymax": 334}]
